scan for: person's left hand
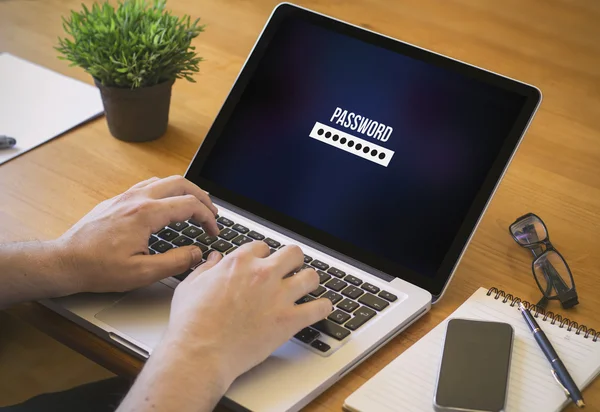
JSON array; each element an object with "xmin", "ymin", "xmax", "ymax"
[{"xmin": 53, "ymin": 175, "xmax": 219, "ymax": 294}]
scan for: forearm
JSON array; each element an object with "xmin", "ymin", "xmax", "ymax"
[
  {"xmin": 118, "ymin": 335, "xmax": 232, "ymax": 412},
  {"xmin": 0, "ymin": 240, "xmax": 77, "ymax": 308}
]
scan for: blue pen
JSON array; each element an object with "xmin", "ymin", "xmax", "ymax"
[
  {"xmin": 519, "ymin": 302, "xmax": 585, "ymax": 408},
  {"xmin": 0, "ymin": 135, "xmax": 17, "ymax": 150}
]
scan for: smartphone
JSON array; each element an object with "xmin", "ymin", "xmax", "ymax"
[{"xmin": 434, "ymin": 319, "xmax": 514, "ymax": 412}]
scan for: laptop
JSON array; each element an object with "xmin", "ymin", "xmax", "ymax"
[{"xmin": 43, "ymin": 3, "xmax": 541, "ymax": 411}]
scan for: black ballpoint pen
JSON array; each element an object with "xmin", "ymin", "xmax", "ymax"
[{"xmin": 519, "ymin": 302, "xmax": 585, "ymax": 408}]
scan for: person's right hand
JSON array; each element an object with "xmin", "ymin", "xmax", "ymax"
[{"xmin": 163, "ymin": 242, "xmax": 332, "ymax": 387}]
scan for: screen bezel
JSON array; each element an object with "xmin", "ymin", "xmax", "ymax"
[{"xmin": 185, "ymin": 3, "xmax": 541, "ymax": 298}]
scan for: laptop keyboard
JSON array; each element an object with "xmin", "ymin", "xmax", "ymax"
[{"xmin": 148, "ymin": 214, "xmax": 398, "ymax": 355}]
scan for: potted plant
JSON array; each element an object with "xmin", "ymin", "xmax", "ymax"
[{"xmin": 57, "ymin": 0, "xmax": 204, "ymax": 142}]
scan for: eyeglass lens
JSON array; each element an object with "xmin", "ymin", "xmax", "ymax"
[
  {"xmin": 511, "ymin": 215, "xmax": 547, "ymax": 245},
  {"xmin": 533, "ymin": 251, "xmax": 573, "ymax": 298}
]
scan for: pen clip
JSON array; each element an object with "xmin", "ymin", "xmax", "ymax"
[{"xmin": 551, "ymin": 369, "xmax": 571, "ymax": 398}]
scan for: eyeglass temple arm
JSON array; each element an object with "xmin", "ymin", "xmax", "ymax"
[{"xmin": 539, "ymin": 260, "xmax": 571, "ymax": 295}]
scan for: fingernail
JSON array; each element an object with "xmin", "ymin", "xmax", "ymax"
[
  {"xmin": 191, "ymin": 246, "xmax": 203, "ymax": 263},
  {"xmin": 208, "ymin": 251, "xmax": 221, "ymax": 262}
]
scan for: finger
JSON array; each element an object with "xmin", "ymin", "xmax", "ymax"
[
  {"xmin": 290, "ymin": 298, "xmax": 333, "ymax": 333},
  {"xmin": 187, "ymin": 250, "xmax": 223, "ymax": 282},
  {"xmin": 282, "ymin": 268, "xmax": 320, "ymax": 302},
  {"xmin": 148, "ymin": 195, "xmax": 219, "ymax": 235},
  {"xmin": 132, "ymin": 245, "xmax": 204, "ymax": 284},
  {"xmin": 237, "ymin": 240, "xmax": 270, "ymax": 258},
  {"xmin": 144, "ymin": 175, "xmax": 218, "ymax": 216},
  {"xmin": 129, "ymin": 176, "xmax": 160, "ymax": 190},
  {"xmin": 266, "ymin": 245, "xmax": 304, "ymax": 278}
]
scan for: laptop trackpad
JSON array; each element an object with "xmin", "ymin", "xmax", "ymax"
[{"xmin": 95, "ymin": 282, "xmax": 173, "ymax": 349}]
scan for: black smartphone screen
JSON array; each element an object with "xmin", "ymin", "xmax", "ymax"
[{"xmin": 434, "ymin": 319, "xmax": 514, "ymax": 412}]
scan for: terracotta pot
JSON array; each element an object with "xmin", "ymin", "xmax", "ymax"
[{"xmin": 94, "ymin": 78, "xmax": 175, "ymax": 142}]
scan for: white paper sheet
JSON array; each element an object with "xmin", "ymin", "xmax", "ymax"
[{"xmin": 0, "ymin": 53, "xmax": 104, "ymax": 165}]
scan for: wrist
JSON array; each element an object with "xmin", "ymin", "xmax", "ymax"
[
  {"xmin": 40, "ymin": 238, "xmax": 83, "ymax": 297},
  {"xmin": 120, "ymin": 333, "xmax": 233, "ymax": 412},
  {"xmin": 157, "ymin": 331, "xmax": 235, "ymax": 392}
]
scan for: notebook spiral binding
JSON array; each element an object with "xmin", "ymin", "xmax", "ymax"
[{"xmin": 487, "ymin": 287, "xmax": 599, "ymax": 342}]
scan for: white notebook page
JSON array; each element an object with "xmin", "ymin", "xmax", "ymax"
[
  {"xmin": 345, "ymin": 287, "xmax": 600, "ymax": 412},
  {"xmin": 0, "ymin": 53, "xmax": 103, "ymax": 166}
]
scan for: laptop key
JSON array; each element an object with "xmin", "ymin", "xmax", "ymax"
[
  {"xmin": 328, "ymin": 310, "xmax": 351, "ymax": 324},
  {"xmin": 152, "ymin": 240, "xmax": 173, "ymax": 253},
  {"xmin": 379, "ymin": 290, "xmax": 398, "ymax": 302},
  {"xmin": 217, "ymin": 216, "xmax": 234, "ymax": 227},
  {"xmin": 232, "ymin": 235, "xmax": 253, "ymax": 246},
  {"xmin": 309, "ymin": 285, "xmax": 327, "ymax": 297},
  {"xmin": 182, "ymin": 225, "xmax": 203, "ymax": 239},
  {"xmin": 212, "ymin": 240, "xmax": 233, "ymax": 253},
  {"xmin": 317, "ymin": 270, "xmax": 331, "ymax": 284},
  {"xmin": 203, "ymin": 249, "xmax": 222, "ymax": 260},
  {"xmin": 174, "ymin": 269, "xmax": 193, "ymax": 282},
  {"xmin": 358, "ymin": 293, "xmax": 389, "ymax": 311},
  {"xmin": 189, "ymin": 218, "xmax": 207, "ymax": 227},
  {"xmin": 217, "ymin": 223, "xmax": 224, "ymax": 231},
  {"xmin": 296, "ymin": 295, "xmax": 315, "ymax": 305},
  {"xmin": 168, "ymin": 221, "xmax": 189, "ymax": 231},
  {"xmin": 149, "ymin": 249, "xmax": 156, "ymax": 255},
  {"xmin": 232, "ymin": 223, "xmax": 249, "ymax": 234},
  {"xmin": 148, "ymin": 235, "xmax": 159, "ymax": 246},
  {"xmin": 304, "ymin": 255, "xmax": 313, "ymax": 264},
  {"xmin": 342, "ymin": 286, "xmax": 364, "ymax": 300},
  {"xmin": 294, "ymin": 327, "xmax": 320, "ymax": 344},
  {"xmin": 219, "ymin": 228, "xmax": 238, "ymax": 241},
  {"xmin": 327, "ymin": 267, "xmax": 345, "ymax": 278},
  {"xmin": 157, "ymin": 228, "xmax": 178, "ymax": 241},
  {"xmin": 270, "ymin": 248, "xmax": 277, "ymax": 255},
  {"xmin": 248, "ymin": 230, "xmax": 265, "ymax": 241},
  {"xmin": 264, "ymin": 238, "xmax": 281, "ymax": 248},
  {"xmin": 197, "ymin": 233, "xmax": 218, "ymax": 245},
  {"xmin": 345, "ymin": 307, "xmax": 377, "ymax": 331},
  {"xmin": 312, "ymin": 319, "xmax": 351, "ymax": 341},
  {"xmin": 172, "ymin": 235, "xmax": 194, "ymax": 247},
  {"xmin": 325, "ymin": 278, "xmax": 347, "ymax": 292},
  {"xmin": 311, "ymin": 260, "xmax": 329, "ymax": 271},
  {"xmin": 311, "ymin": 340, "xmax": 331, "ymax": 352},
  {"xmin": 337, "ymin": 298, "xmax": 359, "ymax": 313},
  {"xmin": 225, "ymin": 246, "xmax": 238, "ymax": 255},
  {"xmin": 322, "ymin": 290, "xmax": 343, "ymax": 305},
  {"xmin": 361, "ymin": 283, "xmax": 380, "ymax": 294},
  {"xmin": 344, "ymin": 275, "xmax": 363, "ymax": 286},
  {"xmin": 193, "ymin": 242, "xmax": 208, "ymax": 253}
]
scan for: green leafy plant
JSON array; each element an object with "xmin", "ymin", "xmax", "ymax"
[{"xmin": 57, "ymin": 0, "xmax": 204, "ymax": 88}]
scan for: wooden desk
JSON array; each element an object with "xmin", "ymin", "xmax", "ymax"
[{"xmin": 2, "ymin": 0, "xmax": 600, "ymax": 410}]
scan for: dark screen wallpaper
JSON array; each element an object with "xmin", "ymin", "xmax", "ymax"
[{"xmin": 197, "ymin": 18, "xmax": 526, "ymax": 278}]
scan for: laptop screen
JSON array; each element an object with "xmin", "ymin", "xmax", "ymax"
[{"xmin": 188, "ymin": 5, "xmax": 540, "ymax": 297}]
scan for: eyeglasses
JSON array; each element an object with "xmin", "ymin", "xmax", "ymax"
[{"xmin": 509, "ymin": 213, "xmax": 578, "ymax": 309}]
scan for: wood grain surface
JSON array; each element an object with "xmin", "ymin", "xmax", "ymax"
[{"xmin": 1, "ymin": 0, "xmax": 599, "ymax": 410}]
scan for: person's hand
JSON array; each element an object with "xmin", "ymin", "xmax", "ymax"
[
  {"xmin": 53, "ymin": 175, "xmax": 219, "ymax": 294},
  {"xmin": 163, "ymin": 242, "xmax": 333, "ymax": 388}
]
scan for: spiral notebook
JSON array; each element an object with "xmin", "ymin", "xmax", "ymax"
[{"xmin": 345, "ymin": 287, "xmax": 600, "ymax": 412}]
